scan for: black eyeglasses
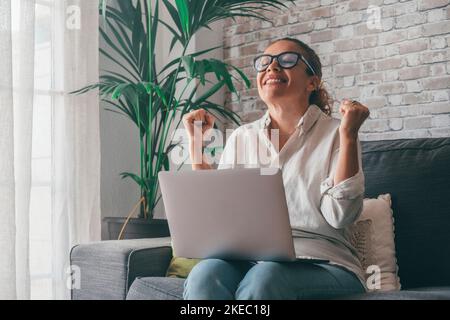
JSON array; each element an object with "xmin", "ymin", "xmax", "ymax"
[{"xmin": 253, "ymin": 51, "xmax": 316, "ymax": 75}]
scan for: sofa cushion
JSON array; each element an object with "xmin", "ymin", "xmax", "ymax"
[
  {"xmin": 126, "ymin": 277, "xmax": 450, "ymax": 300},
  {"xmin": 361, "ymin": 138, "xmax": 450, "ymax": 289},
  {"xmin": 347, "ymin": 194, "xmax": 401, "ymax": 291},
  {"xmin": 339, "ymin": 287, "xmax": 450, "ymax": 300},
  {"xmin": 127, "ymin": 277, "xmax": 184, "ymax": 300},
  {"xmin": 70, "ymin": 237, "xmax": 172, "ymax": 300},
  {"xmin": 166, "ymin": 256, "xmax": 202, "ymax": 279}
]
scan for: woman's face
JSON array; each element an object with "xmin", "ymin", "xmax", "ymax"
[{"xmin": 256, "ymin": 40, "xmax": 317, "ymax": 108}]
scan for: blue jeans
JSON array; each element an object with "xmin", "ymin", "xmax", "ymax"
[{"xmin": 183, "ymin": 259, "xmax": 366, "ymax": 300}]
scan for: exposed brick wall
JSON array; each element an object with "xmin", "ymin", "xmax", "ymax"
[{"xmin": 223, "ymin": 0, "xmax": 450, "ymax": 141}]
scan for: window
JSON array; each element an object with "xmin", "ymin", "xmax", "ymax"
[{"xmin": 29, "ymin": 0, "xmax": 61, "ymax": 300}]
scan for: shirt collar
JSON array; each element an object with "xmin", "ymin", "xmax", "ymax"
[{"xmin": 260, "ymin": 104, "xmax": 323, "ymax": 135}]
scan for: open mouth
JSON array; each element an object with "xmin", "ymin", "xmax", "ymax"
[{"xmin": 264, "ymin": 77, "xmax": 288, "ymax": 85}]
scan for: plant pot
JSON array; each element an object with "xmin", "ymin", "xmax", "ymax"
[{"xmin": 104, "ymin": 217, "xmax": 170, "ymax": 240}]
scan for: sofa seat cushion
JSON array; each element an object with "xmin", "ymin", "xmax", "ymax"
[
  {"xmin": 127, "ymin": 277, "xmax": 185, "ymax": 300},
  {"xmin": 340, "ymin": 287, "xmax": 450, "ymax": 300},
  {"xmin": 126, "ymin": 277, "xmax": 450, "ymax": 300}
]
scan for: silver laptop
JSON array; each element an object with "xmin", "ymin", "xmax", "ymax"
[{"xmin": 158, "ymin": 168, "xmax": 296, "ymax": 262}]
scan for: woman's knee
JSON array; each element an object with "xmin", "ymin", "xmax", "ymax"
[
  {"xmin": 235, "ymin": 262, "xmax": 289, "ymax": 300},
  {"xmin": 188, "ymin": 259, "xmax": 229, "ymax": 278},
  {"xmin": 183, "ymin": 259, "xmax": 243, "ymax": 300},
  {"xmin": 184, "ymin": 259, "xmax": 227, "ymax": 290}
]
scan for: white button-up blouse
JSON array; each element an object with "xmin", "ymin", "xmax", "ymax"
[{"xmin": 217, "ymin": 104, "xmax": 366, "ymax": 289}]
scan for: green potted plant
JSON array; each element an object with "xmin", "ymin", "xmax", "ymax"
[{"xmin": 74, "ymin": 0, "xmax": 288, "ymax": 239}]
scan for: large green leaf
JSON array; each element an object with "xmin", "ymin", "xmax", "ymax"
[
  {"xmin": 100, "ymin": 0, "xmax": 107, "ymax": 19},
  {"xmin": 162, "ymin": 0, "xmax": 185, "ymax": 43},
  {"xmin": 178, "ymin": 56, "xmax": 249, "ymax": 94},
  {"xmin": 180, "ymin": 56, "xmax": 195, "ymax": 78},
  {"xmin": 120, "ymin": 172, "xmax": 146, "ymax": 189},
  {"xmin": 175, "ymin": 0, "xmax": 190, "ymax": 37},
  {"xmin": 143, "ymin": 82, "xmax": 169, "ymax": 108},
  {"xmin": 111, "ymin": 83, "xmax": 132, "ymax": 100},
  {"xmin": 131, "ymin": 0, "xmax": 143, "ymax": 62},
  {"xmin": 163, "ymin": 0, "xmax": 288, "ymax": 43},
  {"xmin": 157, "ymin": 45, "xmax": 221, "ymax": 79},
  {"xmin": 193, "ymin": 80, "xmax": 226, "ymax": 105}
]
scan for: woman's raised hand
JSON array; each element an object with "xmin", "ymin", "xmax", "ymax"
[
  {"xmin": 182, "ymin": 109, "xmax": 216, "ymax": 170},
  {"xmin": 182, "ymin": 109, "xmax": 215, "ymax": 143},
  {"xmin": 339, "ymin": 99, "xmax": 370, "ymax": 141}
]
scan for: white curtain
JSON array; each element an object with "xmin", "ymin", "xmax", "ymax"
[
  {"xmin": 0, "ymin": 0, "xmax": 35, "ymax": 300},
  {"xmin": 52, "ymin": 0, "xmax": 101, "ymax": 300},
  {"xmin": 0, "ymin": 0, "xmax": 18, "ymax": 299},
  {"xmin": 0, "ymin": 0, "xmax": 100, "ymax": 300}
]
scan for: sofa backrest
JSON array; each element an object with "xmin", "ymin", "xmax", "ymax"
[{"xmin": 361, "ymin": 138, "xmax": 450, "ymax": 290}]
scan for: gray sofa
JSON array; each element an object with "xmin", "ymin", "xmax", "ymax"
[{"xmin": 71, "ymin": 138, "xmax": 450, "ymax": 300}]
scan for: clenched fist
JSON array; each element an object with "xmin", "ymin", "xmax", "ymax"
[
  {"xmin": 182, "ymin": 109, "xmax": 216, "ymax": 169},
  {"xmin": 182, "ymin": 108, "xmax": 215, "ymax": 142},
  {"xmin": 339, "ymin": 99, "xmax": 370, "ymax": 141}
]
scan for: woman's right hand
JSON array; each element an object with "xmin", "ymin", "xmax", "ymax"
[
  {"xmin": 182, "ymin": 109, "xmax": 215, "ymax": 170},
  {"xmin": 182, "ymin": 108, "xmax": 215, "ymax": 143}
]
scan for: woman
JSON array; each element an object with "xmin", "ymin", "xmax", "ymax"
[{"xmin": 181, "ymin": 38, "xmax": 370, "ymax": 300}]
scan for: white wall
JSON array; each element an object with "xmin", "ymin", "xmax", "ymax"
[{"xmin": 99, "ymin": 6, "xmax": 140, "ymax": 239}]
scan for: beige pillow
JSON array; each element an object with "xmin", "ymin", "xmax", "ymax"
[{"xmin": 346, "ymin": 194, "xmax": 401, "ymax": 291}]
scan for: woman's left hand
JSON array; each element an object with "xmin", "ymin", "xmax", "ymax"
[{"xmin": 339, "ymin": 99, "xmax": 370, "ymax": 141}]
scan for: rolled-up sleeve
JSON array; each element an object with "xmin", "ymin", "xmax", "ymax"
[{"xmin": 319, "ymin": 139, "xmax": 365, "ymax": 229}]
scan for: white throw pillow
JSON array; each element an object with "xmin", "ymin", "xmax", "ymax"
[{"xmin": 346, "ymin": 194, "xmax": 401, "ymax": 291}]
